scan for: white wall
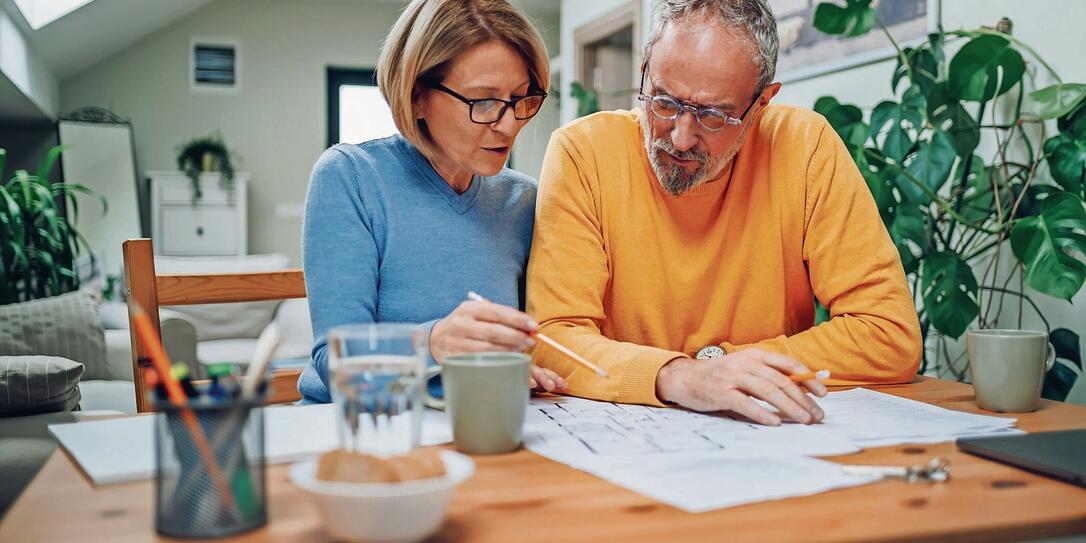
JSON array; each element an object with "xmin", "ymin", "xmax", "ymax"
[
  {"xmin": 558, "ymin": 0, "xmax": 653, "ymax": 123},
  {"xmin": 61, "ymin": 0, "xmax": 408, "ymax": 265},
  {"xmin": 0, "ymin": 4, "xmax": 58, "ymax": 118},
  {"xmin": 774, "ymin": 0, "xmax": 1086, "ymax": 372},
  {"xmin": 510, "ymin": 7, "xmax": 560, "ymax": 180},
  {"xmin": 60, "ymin": 0, "xmax": 561, "ymax": 264}
]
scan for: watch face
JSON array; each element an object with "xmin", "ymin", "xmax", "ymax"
[{"xmin": 696, "ymin": 346, "xmax": 725, "ymax": 360}]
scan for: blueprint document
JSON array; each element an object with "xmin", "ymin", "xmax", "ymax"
[{"xmin": 523, "ymin": 388, "xmax": 1018, "ymax": 512}]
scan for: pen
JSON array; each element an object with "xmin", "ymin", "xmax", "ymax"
[
  {"xmin": 466, "ymin": 291, "xmax": 609, "ymax": 378},
  {"xmin": 790, "ymin": 369, "xmax": 831, "ymax": 382}
]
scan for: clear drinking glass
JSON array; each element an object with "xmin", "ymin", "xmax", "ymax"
[{"xmin": 327, "ymin": 323, "xmax": 427, "ymax": 457}]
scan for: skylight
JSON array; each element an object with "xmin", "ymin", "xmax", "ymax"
[{"xmin": 13, "ymin": 0, "xmax": 94, "ymax": 30}]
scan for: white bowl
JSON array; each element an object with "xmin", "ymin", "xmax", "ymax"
[{"xmin": 289, "ymin": 450, "xmax": 475, "ymax": 543}]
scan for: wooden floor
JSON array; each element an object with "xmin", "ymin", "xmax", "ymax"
[{"xmin": 2, "ymin": 378, "xmax": 1085, "ymax": 542}]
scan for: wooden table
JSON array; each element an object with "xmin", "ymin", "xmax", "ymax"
[{"xmin": 3, "ymin": 378, "xmax": 1086, "ymax": 542}]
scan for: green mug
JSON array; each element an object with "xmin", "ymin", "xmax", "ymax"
[
  {"xmin": 424, "ymin": 352, "xmax": 530, "ymax": 454},
  {"xmin": 967, "ymin": 329, "xmax": 1056, "ymax": 413}
]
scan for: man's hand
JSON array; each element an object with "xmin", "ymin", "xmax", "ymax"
[{"xmin": 654, "ymin": 349, "xmax": 828, "ymax": 425}]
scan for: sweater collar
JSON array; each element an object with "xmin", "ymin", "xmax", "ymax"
[{"xmin": 398, "ymin": 136, "xmax": 483, "ymax": 214}]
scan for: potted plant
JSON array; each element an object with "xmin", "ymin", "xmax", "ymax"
[
  {"xmin": 811, "ymin": 1, "xmax": 1084, "ymax": 399},
  {"xmin": 176, "ymin": 132, "xmax": 237, "ymax": 204},
  {"xmin": 0, "ymin": 146, "xmax": 106, "ymax": 304}
]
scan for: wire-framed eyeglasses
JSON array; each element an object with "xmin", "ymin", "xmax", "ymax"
[
  {"xmin": 430, "ymin": 83, "xmax": 547, "ymax": 124},
  {"xmin": 636, "ymin": 65, "xmax": 756, "ymax": 132}
]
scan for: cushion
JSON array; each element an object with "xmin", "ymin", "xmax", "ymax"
[
  {"xmin": 0, "ymin": 291, "xmax": 110, "ymax": 380},
  {"xmin": 155, "ymin": 254, "xmax": 290, "ymax": 341},
  {"xmin": 78, "ymin": 380, "xmax": 137, "ymax": 413},
  {"xmin": 0, "ymin": 355, "xmax": 83, "ymax": 416},
  {"xmin": 197, "ymin": 337, "xmax": 311, "ymax": 367}
]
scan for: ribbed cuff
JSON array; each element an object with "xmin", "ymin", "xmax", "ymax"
[
  {"xmin": 419, "ymin": 319, "xmax": 443, "ymax": 398},
  {"xmin": 618, "ymin": 348, "xmax": 686, "ymax": 407},
  {"xmin": 419, "ymin": 319, "xmax": 441, "ymax": 368}
]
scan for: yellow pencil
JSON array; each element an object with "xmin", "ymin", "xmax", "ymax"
[
  {"xmin": 466, "ymin": 292, "xmax": 609, "ymax": 378},
  {"xmin": 790, "ymin": 369, "xmax": 831, "ymax": 382}
]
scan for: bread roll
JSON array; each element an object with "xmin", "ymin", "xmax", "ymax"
[{"xmin": 315, "ymin": 448, "xmax": 447, "ymax": 483}]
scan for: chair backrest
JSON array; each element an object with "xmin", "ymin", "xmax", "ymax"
[{"xmin": 122, "ymin": 238, "xmax": 307, "ymax": 412}]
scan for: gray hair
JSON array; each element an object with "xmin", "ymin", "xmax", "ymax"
[{"xmin": 644, "ymin": 0, "xmax": 779, "ymax": 93}]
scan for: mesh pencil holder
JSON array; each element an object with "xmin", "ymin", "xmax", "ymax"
[{"xmin": 154, "ymin": 398, "xmax": 266, "ymax": 538}]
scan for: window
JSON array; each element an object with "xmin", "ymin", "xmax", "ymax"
[
  {"xmin": 13, "ymin": 0, "xmax": 93, "ymax": 30},
  {"xmin": 327, "ymin": 68, "xmax": 399, "ymax": 147}
]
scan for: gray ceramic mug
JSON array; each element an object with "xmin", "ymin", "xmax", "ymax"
[
  {"xmin": 967, "ymin": 329, "xmax": 1056, "ymax": 413},
  {"xmin": 423, "ymin": 352, "xmax": 530, "ymax": 454}
]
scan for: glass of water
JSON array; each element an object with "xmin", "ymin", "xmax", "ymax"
[{"xmin": 327, "ymin": 323, "xmax": 427, "ymax": 457}]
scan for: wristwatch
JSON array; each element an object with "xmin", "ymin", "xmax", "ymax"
[{"xmin": 696, "ymin": 345, "xmax": 726, "ymax": 360}]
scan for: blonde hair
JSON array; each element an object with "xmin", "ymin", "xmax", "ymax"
[{"xmin": 377, "ymin": 0, "xmax": 550, "ymax": 163}]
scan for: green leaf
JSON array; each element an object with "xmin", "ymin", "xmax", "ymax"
[
  {"xmin": 0, "ymin": 148, "xmax": 6, "ymax": 179},
  {"xmin": 570, "ymin": 81, "xmax": 600, "ymax": 118},
  {"xmin": 820, "ymin": 102, "xmax": 869, "ymax": 149},
  {"xmin": 890, "ymin": 204, "xmax": 928, "ymax": 273},
  {"xmin": 814, "ymin": 298, "xmax": 831, "ymax": 325},
  {"xmin": 896, "ymin": 130, "xmax": 957, "ymax": 203},
  {"xmin": 1044, "ymin": 132, "xmax": 1086, "ymax": 195},
  {"xmin": 870, "ymin": 87, "xmax": 926, "ymax": 162},
  {"xmin": 927, "ymin": 83, "xmax": 980, "ymax": 157},
  {"xmin": 1030, "ymin": 83, "xmax": 1086, "ymax": 120},
  {"xmin": 1050, "ymin": 328, "xmax": 1082, "ymax": 370},
  {"xmin": 813, "ymin": 96, "xmax": 841, "ymax": 117},
  {"xmin": 921, "ymin": 251, "xmax": 979, "ymax": 338},
  {"xmin": 1042, "ymin": 362, "xmax": 1078, "ymax": 401},
  {"xmin": 34, "ymin": 145, "xmax": 64, "ymax": 182},
  {"xmin": 1010, "ymin": 192, "xmax": 1086, "ymax": 300},
  {"xmin": 1059, "ymin": 100, "xmax": 1086, "ymax": 140},
  {"xmin": 813, "ymin": 0, "xmax": 875, "ymax": 37},
  {"xmin": 948, "ymin": 35, "xmax": 1025, "ymax": 102},
  {"xmin": 956, "ymin": 155, "xmax": 994, "ymax": 223}
]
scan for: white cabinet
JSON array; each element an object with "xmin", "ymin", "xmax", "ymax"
[{"xmin": 149, "ymin": 171, "xmax": 248, "ymax": 256}]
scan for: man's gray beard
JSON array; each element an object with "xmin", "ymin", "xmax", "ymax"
[{"xmin": 640, "ymin": 115, "xmax": 735, "ymax": 196}]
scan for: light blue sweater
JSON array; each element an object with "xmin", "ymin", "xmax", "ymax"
[{"xmin": 297, "ymin": 135, "xmax": 537, "ymax": 403}]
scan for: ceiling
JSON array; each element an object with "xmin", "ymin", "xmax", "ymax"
[
  {"xmin": 0, "ymin": 72, "xmax": 48, "ymax": 122},
  {"xmin": 8, "ymin": 0, "xmax": 558, "ymax": 83},
  {"xmin": 13, "ymin": 0, "xmax": 213, "ymax": 80}
]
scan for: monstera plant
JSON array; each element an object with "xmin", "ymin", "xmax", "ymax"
[{"xmin": 812, "ymin": 1, "xmax": 1084, "ymax": 399}]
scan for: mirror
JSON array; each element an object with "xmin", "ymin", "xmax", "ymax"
[{"xmin": 56, "ymin": 107, "xmax": 143, "ymax": 279}]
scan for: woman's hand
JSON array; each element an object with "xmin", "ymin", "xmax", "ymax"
[
  {"xmin": 430, "ymin": 301, "xmax": 567, "ymax": 392},
  {"xmin": 431, "ymin": 300, "xmax": 536, "ymax": 358},
  {"xmin": 530, "ymin": 365, "xmax": 567, "ymax": 392}
]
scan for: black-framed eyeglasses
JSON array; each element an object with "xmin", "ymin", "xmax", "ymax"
[
  {"xmin": 430, "ymin": 83, "xmax": 547, "ymax": 124},
  {"xmin": 636, "ymin": 64, "xmax": 757, "ymax": 132}
]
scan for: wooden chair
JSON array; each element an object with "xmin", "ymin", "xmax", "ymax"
[{"xmin": 122, "ymin": 238, "xmax": 306, "ymax": 412}]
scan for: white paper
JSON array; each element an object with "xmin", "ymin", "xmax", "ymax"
[
  {"xmin": 522, "ymin": 388, "xmax": 1021, "ymax": 512},
  {"xmin": 812, "ymin": 388, "xmax": 1017, "ymax": 446},
  {"xmin": 49, "ymin": 403, "xmax": 452, "ymax": 485},
  {"xmin": 590, "ymin": 453, "xmax": 882, "ymax": 513}
]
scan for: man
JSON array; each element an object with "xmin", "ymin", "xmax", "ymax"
[{"xmin": 527, "ymin": 0, "xmax": 922, "ymax": 426}]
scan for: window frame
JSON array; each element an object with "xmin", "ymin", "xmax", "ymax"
[{"xmin": 326, "ymin": 67, "xmax": 380, "ymax": 148}]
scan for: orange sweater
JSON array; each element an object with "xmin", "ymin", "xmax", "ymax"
[{"xmin": 527, "ymin": 106, "xmax": 922, "ymax": 406}]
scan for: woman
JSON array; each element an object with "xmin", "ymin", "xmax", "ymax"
[{"xmin": 298, "ymin": 0, "xmax": 565, "ymax": 403}]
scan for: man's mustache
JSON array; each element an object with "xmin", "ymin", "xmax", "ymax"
[{"xmin": 652, "ymin": 139, "xmax": 707, "ymax": 165}]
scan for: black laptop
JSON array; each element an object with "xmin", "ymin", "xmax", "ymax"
[{"xmin": 957, "ymin": 430, "xmax": 1086, "ymax": 487}]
